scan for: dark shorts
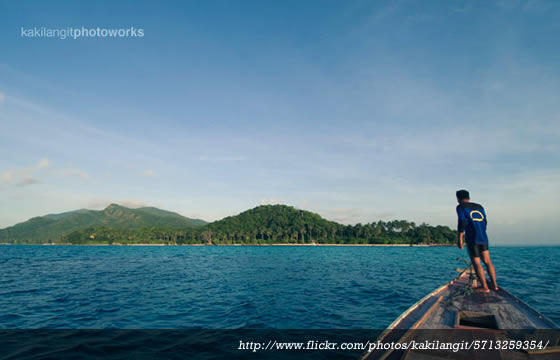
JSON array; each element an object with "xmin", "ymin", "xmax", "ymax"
[{"xmin": 467, "ymin": 243, "xmax": 489, "ymax": 258}]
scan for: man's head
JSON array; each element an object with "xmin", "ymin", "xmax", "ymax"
[{"xmin": 456, "ymin": 189, "xmax": 470, "ymax": 203}]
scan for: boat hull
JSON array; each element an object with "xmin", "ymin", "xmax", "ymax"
[{"xmin": 362, "ymin": 266, "xmax": 559, "ymax": 359}]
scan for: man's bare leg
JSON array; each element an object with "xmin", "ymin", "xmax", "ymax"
[
  {"xmin": 481, "ymin": 250, "xmax": 499, "ymax": 291},
  {"xmin": 472, "ymin": 257, "xmax": 490, "ymax": 292}
]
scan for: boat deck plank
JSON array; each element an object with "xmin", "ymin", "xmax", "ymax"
[{"xmin": 362, "ymin": 267, "xmax": 559, "ymax": 360}]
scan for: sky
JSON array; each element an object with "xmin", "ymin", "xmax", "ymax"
[{"xmin": 0, "ymin": 0, "xmax": 559, "ymax": 244}]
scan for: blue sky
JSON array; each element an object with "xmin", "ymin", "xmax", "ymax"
[{"xmin": 0, "ymin": 0, "xmax": 559, "ymax": 244}]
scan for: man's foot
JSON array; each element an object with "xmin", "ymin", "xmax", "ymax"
[
  {"xmin": 491, "ymin": 285, "xmax": 500, "ymax": 291},
  {"xmin": 475, "ymin": 287, "xmax": 491, "ymax": 293},
  {"xmin": 472, "ymin": 284, "xmax": 488, "ymax": 290}
]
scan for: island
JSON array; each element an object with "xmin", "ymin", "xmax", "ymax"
[{"xmin": 0, "ymin": 204, "xmax": 456, "ymax": 246}]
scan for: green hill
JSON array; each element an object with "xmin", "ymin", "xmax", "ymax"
[
  {"xmin": 0, "ymin": 204, "xmax": 207, "ymax": 243},
  {"xmin": 200, "ymin": 204, "xmax": 455, "ymax": 245},
  {"xmin": 203, "ymin": 204, "xmax": 340, "ymax": 244},
  {"xmin": 0, "ymin": 204, "xmax": 456, "ymax": 245}
]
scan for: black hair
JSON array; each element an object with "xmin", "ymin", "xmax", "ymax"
[{"xmin": 456, "ymin": 189, "xmax": 470, "ymax": 201}]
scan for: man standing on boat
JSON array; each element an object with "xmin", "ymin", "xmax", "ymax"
[{"xmin": 456, "ymin": 190, "xmax": 499, "ymax": 293}]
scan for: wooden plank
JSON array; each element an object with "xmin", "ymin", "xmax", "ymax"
[
  {"xmin": 383, "ymin": 268, "xmax": 471, "ymax": 332},
  {"xmin": 378, "ymin": 296, "xmax": 444, "ymax": 360},
  {"xmin": 364, "ymin": 265, "xmax": 559, "ymax": 360},
  {"xmin": 412, "ymin": 296, "xmax": 444, "ymax": 330}
]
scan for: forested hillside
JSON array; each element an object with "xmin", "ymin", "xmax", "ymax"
[
  {"xmin": 49, "ymin": 205, "xmax": 455, "ymax": 245},
  {"xmin": 0, "ymin": 204, "xmax": 207, "ymax": 243}
]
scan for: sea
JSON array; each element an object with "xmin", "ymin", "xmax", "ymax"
[{"xmin": 0, "ymin": 245, "xmax": 558, "ymax": 359}]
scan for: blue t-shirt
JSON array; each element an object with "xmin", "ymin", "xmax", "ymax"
[{"xmin": 456, "ymin": 202, "xmax": 488, "ymax": 245}]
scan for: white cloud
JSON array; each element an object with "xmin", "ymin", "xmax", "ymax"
[
  {"xmin": 0, "ymin": 169, "xmax": 14, "ymax": 184},
  {"xmin": 0, "ymin": 92, "xmax": 5, "ymax": 104},
  {"xmin": 0, "ymin": 158, "xmax": 48, "ymax": 186},
  {"xmin": 143, "ymin": 169, "xmax": 154, "ymax": 177},
  {"xmin": 120, "ymin": 199, "xmax": 147, "ymax": 208},
  {"xmin": 86, "ymin": 199, "xmax": 111, "ymax": 210},
  {"xmin": 86, "ymin": 198, "xmax": 147, "ymax": 209},
  {"xmin": 37, "ymin": 158, "xmax": 49, "ymax": 168},
  {"xmin": 61, "ymin": 168, "xmax": 89, "ymax": 180},
  {"xmin": 259, "ymin": 198, "xmax": 285, "ymax": 206},
  {"xmin": 325, "ymin": 208, "xmax": 363, "ymax": 224},
  {"xmin": 15, "ymin": 177, "xmax": 40, "ymax": 187},
  {"xmin": 199, "ymin": 155, "xmax": 246, "ymax": 162},
  {"xmin": 321, "ymin": 207, "xmax": 397, "ymax": 225}
]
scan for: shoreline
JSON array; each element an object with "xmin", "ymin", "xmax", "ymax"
[{"xmin": 0, "ymin": 243, "xmax": 453, "ymax": 247}]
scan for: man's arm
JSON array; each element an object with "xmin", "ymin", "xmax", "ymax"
[
  {"xmin": 457, "ymin": 231, "xmax": 464, "ymax": 249},
  {"xmin": 456, "ymin": 206, "xmax": 467, "ymax": 249}
]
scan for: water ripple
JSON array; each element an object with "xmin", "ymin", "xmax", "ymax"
[{"xmin": 0, "ymin": 245, "xmax": 558, "ymax": 328}]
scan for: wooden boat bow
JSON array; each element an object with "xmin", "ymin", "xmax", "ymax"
[{"xmin": 362, "ymin": 265, "xmax": 559, "ymax": 359}]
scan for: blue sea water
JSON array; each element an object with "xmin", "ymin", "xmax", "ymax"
[{"xmin": 0, "ymin": 245, "xmax": 558, "ymax": 329}]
